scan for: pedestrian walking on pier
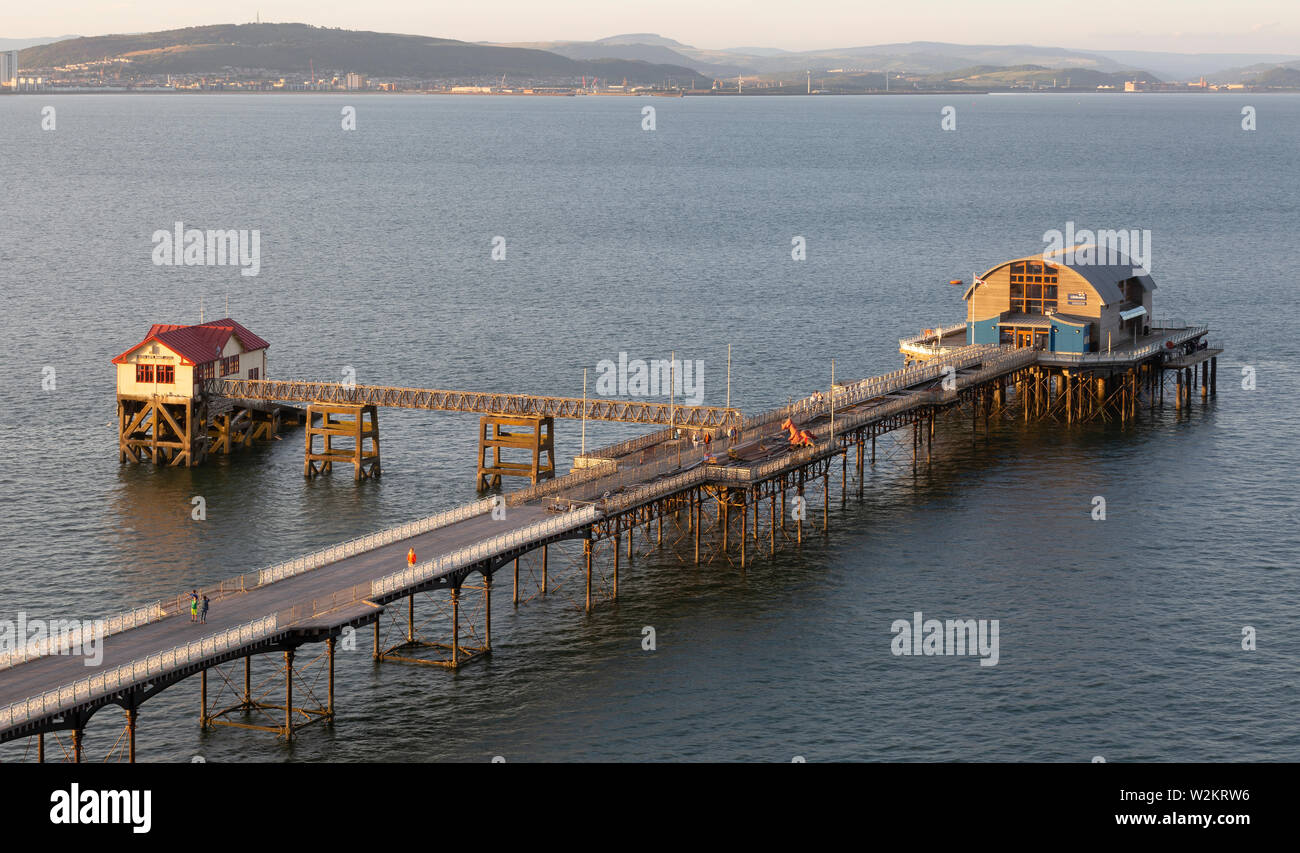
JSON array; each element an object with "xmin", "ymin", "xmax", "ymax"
[
  {"xmin": 189, "ymin": 590, "xmax": 199, "ymax": 623},
  {"xmin": 407, "ymin": 547, "xmax": 417, "ymax": 567},
  {"xmin": 200, "ymin": 596, "xmax": 209, "ymax": 624}
]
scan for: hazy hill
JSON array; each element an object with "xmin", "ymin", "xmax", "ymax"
[
  {"xmin": 17, "ymin": 23, "xmax": 709, "ymax": 83},
  {"xmin": 492, "ymin": 33, "xmax": 745, "ymax": 77},
  {"xmin": 534, "ymin": 35, "xmax": 1300, "ymax": 82},
  {"xmin": 494, "ymin": 35, "xmax": 1137, "ymax": 78},
  {"xmin": 1209, "ymin": 59, "xmax": 1300, "ymax": 83},
  {"xmin": 919, "ymin": 64, "xmax": 1159, "ymax": 88},
  {"xmin": 758, "ymin": 41, "xmax": 1130, "ymax": 73},
  {"xmin": 503, "ymin": 39, "xmax": 741, "ymax": 76},
  {"xmin": 1249, "ymin": 66, "xmax": 1300, "ymax": 87},
  {"xmin": 1088, "ymin": 49, "xmax": 1300, "ymax": 80},
  {"xmin": 19, "ymin": 25, "xmax": 1297, "ymax": 85},
  {"xmin": 0, "ymin": 35, "xmax": 79, "ymax": 51}
]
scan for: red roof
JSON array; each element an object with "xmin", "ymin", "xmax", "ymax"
[{"xmin": 112, "ymin": 318, "xmax": 270, "ymax": 366}]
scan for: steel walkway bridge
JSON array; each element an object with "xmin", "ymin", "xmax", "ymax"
[{"xmin": 206, "ymin": 378, "xmax": 740, "ymax": 428}]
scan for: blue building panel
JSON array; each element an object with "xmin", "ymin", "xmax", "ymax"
[
  {"xmin": 970, "ymin": 318, "xmax": 1001, "ymax": 345},
  {"xmin": 1048, "ymin": 319, "xmax": 1090, "ymax": 353}
]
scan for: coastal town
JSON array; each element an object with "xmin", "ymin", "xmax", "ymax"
[
  {"xmin": 1, "ymin": 59, "xmax": 1286, "ymax": 95},
  {"xmin": 3, "ymin": 32, "xmax": 1296, "ymax": 96}
]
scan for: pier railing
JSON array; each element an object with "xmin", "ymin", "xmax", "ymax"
[
  {"xmin": 559, "ymin": 435, "xmax": 743, "ymax": 509},
  {"xmin": 2, "ymin": 497, "xmax": 499, "ymax": 675},
  {"xmin": 898, "ymin": 322, "xmax": 969, "ymax": 355},
  {"xmin": 597, "ymin": 463, "xmax": 711, "ymax": 514},
  {"xmin": 7, "ymin": 509, "xmax": 618, "ymax": 732},
  {"xmin": 1039, "ymin": 324, "xmax": 1208, "ymax": 365},
  {"xmin": 370, "ymin": 505, "xmax": 600, "ymax": 599},
  {"xmin": 742, "ymin": 344, "xmax": 1002, "ymax": 432},
  {"xmin": 0, "ymin": 615, "xmax": 279, "ymax": 735},
  {"xmin": 151, "ymin": 497, "xmax": 499, "ymax": 619},
  {"xmin": 710, "ymin": 440, "xmax": 840, "ymax": 484},
  {"xmin": 507, "ymin": 431, "xmax": 733, "ymax": 508},
  {"xmin": 506, "ymin": 459, "xmax": 624, "ymax": 507},
  {"xmin": 0, "ymin": 604, "xmax": 165, "ymax": 673},
  {"xmin": 584, "ymin": 425, "xmax": 678, "ymax": 460}
]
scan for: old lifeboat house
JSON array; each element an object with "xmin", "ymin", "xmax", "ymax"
[
  {"xmin": 112, "ymin": 318, "xmax": 291, "ymax": 466},
  {"xmin": 964, "ymin": 247, "xmax": 1154, "ymax": 353}
]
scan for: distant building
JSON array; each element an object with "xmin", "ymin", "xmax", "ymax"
[
  {"xmin": 0, "ymin": 51, "xmax": 18, "ymax": 87},
  {"xmin": 345, "ymin": 72, "xmax": 365, "ymax": 90},
  {"xmin": 964, "ymin": 249, "xmax": 1156, "ymax": 353}
]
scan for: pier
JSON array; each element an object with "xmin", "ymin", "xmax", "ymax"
[
  {"xmin": 4, "ymin": 249, "xmax": 1223, "ymax": 760},
  {"xmin": 2, "ymin": 322, "xmax": 1219, "ymax": 760}
]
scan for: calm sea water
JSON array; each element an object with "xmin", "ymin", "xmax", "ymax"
[{"xmin": 0, "ymin": 93, "xmax": 1297, "ymax": 762}]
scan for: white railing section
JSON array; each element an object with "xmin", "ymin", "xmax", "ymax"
[
  {"xmin": 585, "ymin": 425, "xmax": 678, "ymax": 460},
  {"xmin": 3, "ymin": 497, "xmax": 498, "ymax": 674},
  {"xmin": 600, "ymin": 465, "xmax": 711, "ymax": 514},
  {"xmin": 899, "ymin": 322, "xmax": 969, "ymax": 354},
  {"xmin": 257, "ymin": 497, "xmax": 496, "ymax": 586},
  {"xmin": 370, "ymin": 505, "xmax": 601, "ymax": 599},
  {"xmin": 743, "ymin": 344, "xmax": 1003, "ymax": 432},
  {"xmin": 0, "ymin": 604, "xmax": 165, "ymax": 673},
  {"xmin": 0, "ymin": 615, "xmax": 278, "ymax": 735},
  {"xmin": 1038, "ymin": 325, "xmax": 1208, "ymax": 365}
]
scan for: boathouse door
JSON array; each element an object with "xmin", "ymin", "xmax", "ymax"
[{"xmin": 1014, "ymin": 329, "xmax": 1048, "ymax": 350}]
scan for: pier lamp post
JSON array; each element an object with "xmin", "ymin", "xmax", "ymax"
[
  {"xmin": 726, "ymin": 343, "xmax": 732, "ymax": 411},
  {"xmin": 581, "ymin": 368, "xmax": 587, "ymax": 457},
  {"xmin": 830, "ymin": 359, "xmax": 835, "ymax": 439},
  {"xmin": 671, "ymin": 352, "xmax": 680, "ymax": 468}
]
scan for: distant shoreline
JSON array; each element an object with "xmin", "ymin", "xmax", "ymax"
[
  {"xmin": 7, "ymin": 88, "xmax": 1300, "ymax": 96},
  {"xmin": 10, "ymin": 87, "xmax": 1300, "ymax": 98}
]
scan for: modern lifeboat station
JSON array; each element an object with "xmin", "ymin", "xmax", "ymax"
[
  {"xmin": 964, "ymin": 247, "xmax": 1155, "ymax": 354},
  {"xmin": 900, "ymin": 246, "xmax": 1221, "ymax": 421}
]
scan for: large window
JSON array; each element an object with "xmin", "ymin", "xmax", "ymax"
[
  {"xmin": 1009, "ymin": 262, "xmax": 1059, "ymax": 314},
  {"xmin": 135, "ymin": 363, "xmax": 175, "ymax": 384},
  {"xmin": 220, "ymin": 355, "xmax": 240, "ymax": 377}
]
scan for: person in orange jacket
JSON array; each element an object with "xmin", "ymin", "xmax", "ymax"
[{"xmin": 407, "ymin": 547, "xmax": 416, "ymax": 567}]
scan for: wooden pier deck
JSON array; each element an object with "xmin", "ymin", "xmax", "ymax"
[{"xmin": 1, "ymin": 330, "xmax": 1218, "ymax": 757}]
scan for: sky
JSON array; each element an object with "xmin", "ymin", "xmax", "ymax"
[{"xmin": 7, "ymin": 0, "xmax": 1300, "ymax": 54}]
